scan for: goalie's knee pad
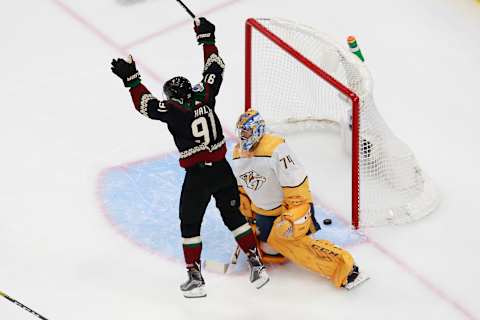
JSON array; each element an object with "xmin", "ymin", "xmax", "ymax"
[
  {"xmin": 247, "ymin": 219, "xmax": 288, "ymax": 265},
  {"xmin": 258, "ymin": 241, "xmax": 288, "ymax": 264},
  {"xmin": 260, "ymin": 242, "xmax": 279, "ymax": 255}
]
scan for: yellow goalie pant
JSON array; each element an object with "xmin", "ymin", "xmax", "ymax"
[{"xmin": 267, "ymin": 230, "xmax": 354, "ymax": 288}]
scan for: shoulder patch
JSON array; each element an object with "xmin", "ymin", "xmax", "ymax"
[{"xmin": 253, "ymin": 134, "xmax": 285, "ymax": 157}]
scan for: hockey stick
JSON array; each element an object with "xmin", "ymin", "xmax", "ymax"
[
  {"xmin": 204, "ymin": 245, "xmax": 242, "ymax": 273},
  {"xmin": 0, "ymin": 290, "xmax": 49, "ymax": 320},
  {"xmin": 175, "ymin": 0, "xmax": 196, "ymax": 18},
  {"xmin": 229, "ymin": 245, "xmax": 241, "ymax": 265}
]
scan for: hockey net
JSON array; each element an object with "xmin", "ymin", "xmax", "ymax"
[{"xmin": 245, "ymin": 18, "xmax": 440, "ymax": 228}]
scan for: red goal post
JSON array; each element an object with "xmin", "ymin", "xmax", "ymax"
[
  {"xmin": 244, "ymin": 18, "xmax": 439, "ymax": 229},
  {"xmin": 245, "ymin": 18, "xmax": 361, "ymax": 228}
]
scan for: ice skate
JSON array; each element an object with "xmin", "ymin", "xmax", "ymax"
[
  {"xmin": 180, "ymin": 263, "xmax": 206, "ymax": 298},
  {"xmin": 343, "ymin": 265, "xmax": 369, "ymax": 290},
  {"xmin": 247, "ymin": 249, "xmax": 270, "ymax": 289}
]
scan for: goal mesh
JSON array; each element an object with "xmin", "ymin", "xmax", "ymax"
[{"xmin": 246, "ymin": 18, "xmax": 439, "ymax": 227}]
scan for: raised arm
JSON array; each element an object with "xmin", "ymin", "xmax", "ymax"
[
  {"xmin": 111, "ymin": 55, "xmax": 170, "ymax": 122},
  {"xmin": 129, "ymin": 83, "xmax": 170, "ymax": 121},
  {"xmin": 194, "ymin": 18, "xmax": 225, "ymax": 103}
]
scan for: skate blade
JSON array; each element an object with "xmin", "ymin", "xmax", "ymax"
[
  {"xmin": 344, "ymin": 273, "xmax": 370, "ymax": 291},
  {"xmin": 253, "ymin": 275, "xmax": 270, "ymax": 289},
  {"xmin": 182, "ymin": 286, "xmax": 207, "ymax": 298}
]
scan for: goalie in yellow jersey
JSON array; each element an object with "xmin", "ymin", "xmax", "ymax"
[{"xmin": 232, "ymin": 109, "xmax": 368, "ymax": 290}]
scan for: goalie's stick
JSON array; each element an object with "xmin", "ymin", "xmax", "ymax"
[
  {"xmin": 175, "ymin": 0, "xmax": 196, "ymax": 18},
  {"xmin": 0, "ymin": 290, "xmax": 49, "ymax": 320}
]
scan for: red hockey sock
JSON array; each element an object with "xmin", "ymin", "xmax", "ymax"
[
  {"xmin": 233, "ymin": 223, "xmax": 257, "ymax": 254},
  {"xmin": 182, "ymin": 237, "xmax": 202, "ymax": 268}
]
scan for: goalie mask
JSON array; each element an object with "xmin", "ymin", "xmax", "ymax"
[
  {"xmin": 163, "ymin": 76, "xmax": 192, "ymax": 100},
  {"xmin": 236, "ymin": 109, "xmax": 266, "ymax": 151}
]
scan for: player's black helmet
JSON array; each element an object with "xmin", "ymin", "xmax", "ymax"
[{"xmin": 163, "ymin": 76, "xmax": 192, "ymax": 100}]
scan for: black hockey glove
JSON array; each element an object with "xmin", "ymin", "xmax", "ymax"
[
  {"xmin": 111, "ymin": 55, "xmax": 141, "ymax": 88},
  {"xmin": 194, "ymin": 17, "xmax": 215, "ymax": 45}
]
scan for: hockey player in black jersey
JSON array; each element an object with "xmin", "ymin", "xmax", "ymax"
[{"xmin": 111, "ymin": 17, "xmax": 269, "ymax": 298}]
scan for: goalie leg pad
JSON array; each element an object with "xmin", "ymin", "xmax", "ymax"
[{"xmin": 268, "ymin": 224, "xmax": 355, "ymax": 287}]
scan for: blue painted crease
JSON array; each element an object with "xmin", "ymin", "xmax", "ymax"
[{"xmin": 99, "ymin": 141, "xmax": 364, "ymax": 265}]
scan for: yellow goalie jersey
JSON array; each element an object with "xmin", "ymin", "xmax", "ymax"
[{"xmin": 232, "ymin": 133, "xmax": 313, "ymax": 216}]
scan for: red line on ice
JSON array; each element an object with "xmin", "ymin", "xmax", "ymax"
[
  {"xmin": 367, "ymin": 239, "xmax": 477, "ymax": 320},
  {"xmin": 121, "ymin": 0, "xmax": 245, "ymax": 50},
  {"xmin": 50, "ymin": 0, "xmax": 164, "ymax": 83}
]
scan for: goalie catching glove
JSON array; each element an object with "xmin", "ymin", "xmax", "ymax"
[
  {"xmin": 273, "ymin": 204, "xmax": 315, "ymax": 241},
  {"xmin": 111, "ymin": 55, "xmax": 141, "ymax": 88},
  {"xmin": 194, "ymin": 17, "xmax": 215, "ymax": 45}
]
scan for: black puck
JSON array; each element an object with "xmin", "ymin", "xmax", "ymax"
[{"xmin": 323, "ymin": 218, "xmax": 332, "ymax": 225}]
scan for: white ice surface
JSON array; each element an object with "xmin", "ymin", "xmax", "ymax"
[{"xmin": 1, "ymin": 0, "xmax": 480, "ymax": 319}]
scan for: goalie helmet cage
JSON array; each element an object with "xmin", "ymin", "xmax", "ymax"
[{"xmin": 245, "ymin": 18, "xmax": 440, "ymax": 228}]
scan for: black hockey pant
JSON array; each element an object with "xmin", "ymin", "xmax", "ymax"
[{"xmin": 179, "ymin": 159, "xmax": 247, "ymax": 238}]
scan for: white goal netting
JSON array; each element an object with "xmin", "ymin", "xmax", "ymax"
[{"xmin": 247, "ymin": 18, "xmax": 440, "ymax": 227}]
